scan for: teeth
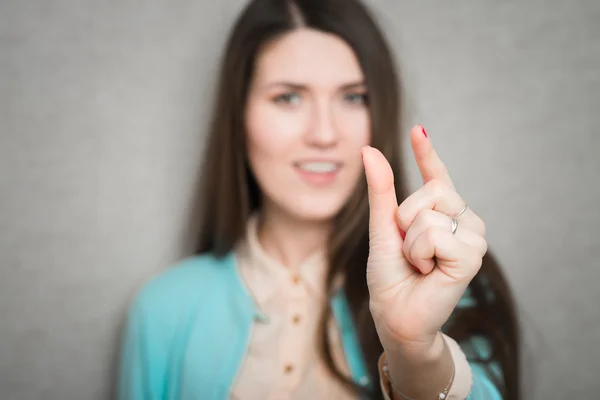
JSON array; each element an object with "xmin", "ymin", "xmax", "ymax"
[{"xmin": 298, "ymin": 162, "xmax": 338, "ymax": 173}]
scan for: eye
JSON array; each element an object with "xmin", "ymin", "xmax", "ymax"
[
  {"xmin": 344, "ymin": 92, "xmax": 368, "ymax": 105},
  {"xmin": 273, "ymin": 92, "xmax": 301, "ymax": 105}
]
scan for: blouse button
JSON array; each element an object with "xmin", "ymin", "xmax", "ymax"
[
  {"xmin": 291, "ymin": 275, "xmax": 301, "ymax": 285},
  {"xmin": 284, "ymin": 364, "xmax": 295, "ymax": 374},
  {"xmin": 292, "ymin": 314, "xmax": 302, "ymax": 324}
]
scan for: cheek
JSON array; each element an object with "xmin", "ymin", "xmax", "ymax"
[
  {"xmin": 336, "ymin": 107, "xmax": 371, "ymax": 148},
  {"xmin": 247, "ymin": 101, "xmax": 300, "ymax": 157},
  {"xmin": 335, "ymin": 107, "xmax": 371, "ymax": 193},
  {"xmin": 245, "ymin": 101, "xmax": 304, "ymax": 186}
]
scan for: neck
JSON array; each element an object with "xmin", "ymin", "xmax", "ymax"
[{"xmin": 257, "ymin": 203, "xmax": 332, "ymax": 269}]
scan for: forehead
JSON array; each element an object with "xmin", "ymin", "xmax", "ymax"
[{"xmin": 253, "ymin": 28, "xmax": 364, "ymax": 86}]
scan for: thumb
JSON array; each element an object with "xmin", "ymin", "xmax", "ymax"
[
  {"xmin": 361, "ymin": 145, "xmax": 402, "ymax": 248},
  {"xmin": 362, "ymin": 146, "xmax": 414, "ymax": 293}
]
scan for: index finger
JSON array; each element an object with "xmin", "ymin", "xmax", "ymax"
[{"xmin": 410, "ymin": 125, "xmax": 455, "ymax": 190}]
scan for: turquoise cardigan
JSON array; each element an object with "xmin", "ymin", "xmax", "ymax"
[{"xmin": 118, "ymin": 252, "xmax": 502, "ymax": 399}]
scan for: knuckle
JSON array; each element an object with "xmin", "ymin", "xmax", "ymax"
[
  {"xmin": 481, "ymin": 238, "xmax": 488, "ymax": 255},
  {"xmin": 396, "ymin": 205, "xmax": 421, "ymax": 230},
  {"xmin": 402, "ymin": 239, "xmax": 413, "ymax": 263},
  {"xmin": 396, "ymin": 206, "xmax": 410, "ymax": 228},
  {"xmin": 425, "ymin": 226, "xmax": 440, "ymax": 244},
  {"xmin": 425, "ymin": 178, "xmax": 448, "ymax": 198},
  {"xmin": 472, "ymin": 235, "xmax": 488, "ymax": 255},
  {"xmin": 415, "ymin": 209, "xmax": 437, "ymax": 227},
  {"xmin": 469, "ymin": 211, "xmax": 487, "ymax": 237},
  {"xmin": 479, "ymin": 218, "xmax": 487, "ymax": 237},
  {"xmin": 368, "ymin": 232, "xmax": 397, "ymax": 256},
  {"xmin": 470, "ymin": 253, "xmax": 484, "ymax": 273}
]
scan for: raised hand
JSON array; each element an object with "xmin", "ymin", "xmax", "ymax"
[{"xmin": 363, "ymin": 125, "xmax": 487, "ymax": 352}]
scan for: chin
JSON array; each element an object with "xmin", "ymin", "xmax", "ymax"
[
  {"xmin": 292, "ymin": 209, "xmax": 338, "ymax": 222},
  {"xmin": 285, "ymin": 197, "xmax": 347, "ymax": 222}
]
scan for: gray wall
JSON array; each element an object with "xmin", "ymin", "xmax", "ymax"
[{"xmin": 1, "ymin": 0, "xmax": 599, "ymax": 399}]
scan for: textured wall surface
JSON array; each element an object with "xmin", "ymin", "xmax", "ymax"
[{"xmin": 1, "ymin": 0, "xmax": 599, "ymax": 398}]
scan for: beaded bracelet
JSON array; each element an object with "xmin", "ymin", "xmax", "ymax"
[{"xmin": 382, "ymin": 347, "xmax": 455, "ymax": 400}]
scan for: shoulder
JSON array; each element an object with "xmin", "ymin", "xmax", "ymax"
[{"xmin": 128, "ymin": 252, "xmax": 237, "ymax": 325}]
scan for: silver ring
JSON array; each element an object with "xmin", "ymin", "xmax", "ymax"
[
  {"xmin": 451, "ymin": 217, "xmax": 459, "ymax": 235},
  {"xmin": 453, "ymin": 204, "xmax": 468, "ymax": 219}
]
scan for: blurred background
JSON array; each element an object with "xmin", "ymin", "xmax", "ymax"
[{"xmin": 1, "ymin": 0, "xmax": 599, "ymax": 398}]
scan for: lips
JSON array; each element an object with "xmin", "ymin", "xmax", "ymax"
[
  {"xmin": 295, "ymin": 161, "xmax": 339, "ymax": 173},
  {"xmin": 293, "ymin": 160, "xmax": 342, "ymax": 186}
]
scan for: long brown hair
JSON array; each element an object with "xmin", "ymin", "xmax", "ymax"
[{"xmin": 195, "ymin": 0, "xmax": 520, "ymax": 398}]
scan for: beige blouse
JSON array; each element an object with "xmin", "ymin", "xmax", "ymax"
[{"xmin": 230, "ymin": 216, "xmax": 473, "ymax": 400}]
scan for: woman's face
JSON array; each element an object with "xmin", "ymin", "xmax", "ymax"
[{"xmin": 245, "ymin": 28, "xmax": 370, "ymax": 222}]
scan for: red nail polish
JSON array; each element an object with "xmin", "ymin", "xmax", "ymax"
[
  {"xmin": 400, "ymin": 230, "xmax": 406, "ymax": 240},
  {"xmin": 419, "ymin": 125, "xmax": 428, "ymax": 138}
]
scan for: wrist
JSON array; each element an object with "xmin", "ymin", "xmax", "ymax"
[
  {"xmin": 383, "ymin": 332, "xmax": 454, "ymax": 399},
  {"xmin": 383, "ymin": 330, "xmax": 445, "ymax": 367}
]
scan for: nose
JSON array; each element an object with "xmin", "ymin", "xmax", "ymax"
[{"xmin": 304, "ymin": 100, "xmax": 338, "ymax": 148}]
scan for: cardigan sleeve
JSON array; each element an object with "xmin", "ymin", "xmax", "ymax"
[
  {"xmin": 117, "ymin": 294, "xmax": 167, "ymax": 400},
  {"xmin": 378, "ymin": 333, "xmax": 503, "ymax": 400}
]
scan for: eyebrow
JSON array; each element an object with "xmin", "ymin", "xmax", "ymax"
[{"xmin": 260, "ymin": 80, "xmax": 366, "ymax": 91}]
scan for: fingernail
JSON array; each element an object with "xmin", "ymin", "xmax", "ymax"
[
  {"xmin": 419, "ymin": 125, "xmax": 428, "ymax": 138},
  {"xmin": 400, "ymin": 230, "xmax": 406, "ymax": 240}
]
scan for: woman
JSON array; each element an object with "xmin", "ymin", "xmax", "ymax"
[{"xmin": 118, "ymin": 0, "xmax": 520, "ymax": 399}]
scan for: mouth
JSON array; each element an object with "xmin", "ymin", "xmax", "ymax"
[
  {"xmin": 294, "ymin": 161, "xmax": 342, "ymax": 173},
  {"xmin": 293, "ymin": 161, "xmax": 342, "ymax": 186}
]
